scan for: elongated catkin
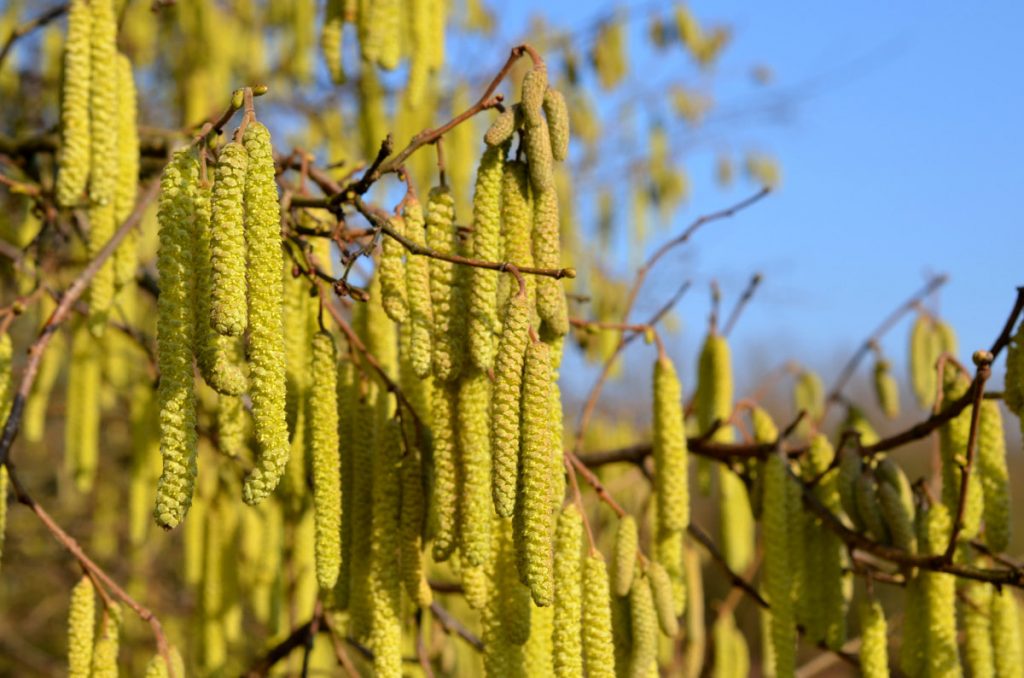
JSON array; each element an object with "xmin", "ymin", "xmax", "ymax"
[
  {"xmin": 553, "ymin": 504, "xmax": 583, "ymax": 677},
  {"xmin": 468, "ymin": 144, "xmax": 506, "ymax": 370},
  {"xmin": 55, "ymin": 0, "xmax": 91, "ymax": 207},
  {"xmin": 369, "ymin": 419, "xmax": 403, "ymax": 678},
  {"xmin": 67, "ymin": 575, "xmax": 95, "ymax": 678},
  {"xmin": 457, "ymin": 368, "xmax": 493, "ymax": 566},
  {"xmin": 310, "ymin": 332, "xmax": 341, "ymax": 590},
  {"xmin": 653, "ymin": 355, "xmax": 689, "ymax": 532},
  {"xmin": 613, "ymin": 514, "xmax": 638, "ymax": 597},
  {"xmin": 241, "ymin": 122, "xmax": 290, "ymax": 505},
  {"xmin": 431, "ymin": 379, "xmax": 460, "ymax": 562},
  {"xmin": 426, "ymin": 185, "xmax": 465, "ymax": 381},
  {"xmin": 491, "ymin": 289, "xmax": 530, "ymax": 517},
  {"xmin": 582, "ymin": 553, "xmax": 617, "ymax": 678},
  {"xmin": 209, "ymin": 141, "xmax": 249, "ymax": 337},
  {"xmin": 379, "ymin": 215, "xmax": 408, "ymax": 322},
  {"xmin": 403, "ymin": 197, "xmax": 433, "ymax": 378}
]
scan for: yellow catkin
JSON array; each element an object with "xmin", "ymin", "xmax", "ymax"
[
  {"xmin": 653, "ymin": 356, "xmax": 689, "ymax": 532},
  {"xmin": 525, "ymin": 117, "xmax": 555, "ymax": 195},
  {"xmin": 492, "ymin": 290, "xmax": 530, "ymax": 518},
  {"xmin": 613, "ymin": 514, "xmax": 639, "ymax": 597},
  {"xmin": 582, "ymin": 553, "xmax": 617, "ymax": 678},
  {"xmin": 193, "ymin": 180, "xmax": 247, "ymax": 396},
  {"xmin": 67, "ymin": 575, "xmax": 95, "ymax": 678},
  {"xmin": 532, "ymin": 182, "xmax": 568, "ymax": 337},
  {"xmin": 1005, "ymin": 321, "xmax": 1024, "ymax": 416},
  {"xmin": 858, "ymin": 598, "xmax": 889, "ymax": 678},
  {"xmin": 647, "ymin": 561, "xmax": 679, "ymax": 637},
  {"xmin": 877, "ymin": 480, "xmax": 915, "ymax": 553},
  {"xmin": 90, "ymin": 603, "xmax": 122, "ymax": 678},
  {"xmin": 873, "ymin": 359, "xmax": 900, "ymax": 419},
  {"xmin": 112, "ymin": 53, "xmax": 139, "ymax": 289},
  {"xmin": 462, "ymin": 558, "xmax": 489, "ymax": 610},
  {"xmin": 0, "ymin": 465, "xmax": 6, "ymax": 569},
  {"xmin": 426, "ymin": 185, "xmax": 466, "ymax": 382},
  {"xmin": 763, "ymin": 453, "xmax": 796, "ymax": 678},
  {"xmin": 208, "ymin": 141, "xmax": 249, "ymax": 337},
  {"xmin": 24, "ymin": 318, "xmax": 64, "ymax": 444},
  {"xmin": 494, "ymin": 517, "xmax": 533, "ymax": 646},
  {"xmin": 343, "ymin": 381, "xmax": 376, "ymax": 624},
  {"xmin": 405, "ymin": 0, "xmax": 431, "ymax": 106},
  {"xmin": 201, "ymin": 501, "xmax": 227, "ymax": 673},
  {"xmin": 361, "ymin": 0, "xmax": 399, "ymax": 70},
  {"xmin": 500, "ymin": 160, "xmax": 536, "ymax": 311},
  {"xmin": 143, "ymin": 647, "xmax": 183, "ymax": 678},
  {"xmin": 217, "ymin": 390, "xmax": 248, "ymax": 458},
  {"xmin": 629, "ymin": 573, "xmax": 659, "ymax": 678},
  {"xmin": 485, "ymin": 105, "xmax": 521, "ymax": 147},
  {"xmin": 457, "ymin": 367, "xmax": 493, "ymax": 566},
  {"xmin": 334, "ymin": 359, "xmax": 357, "ymax": 609},
  {"xmin": 855, "ymin": 472, "xmax": 891, "ymax": 544},
  {"xmin": 921, "ymin": 502, "xmax": 961, "ymax": 677},
  {"xmin": 241, "ymin": 122, "xmax": 290, "ymax": 505},
  {"xmin": 543, "ymin": 88, "xmax": 570, "ymax": 161},
  {"xmin": 400, "ymin": 442, "xmax": 432, "ymax": 607},
  {"xmin": 837, "ymin": 446, "xmax": 864, "ymax": 530},
  {"xmin": 520, "ymin": 66, "xmax": 548, "ymax": 127},
  {"xmin": 56, "ymin": 0, "xmax": 92, "ymax": 207},
  {"xmin": 403, "ymin": 197, "xmax": 433, "ymax": 378},
  {"xmin": 369, "ymin": 419, "xmax": 403, "ymax": 678},
  {"xmin": 909, "ymin": 314, "xmax": 941, "ymax": 409},
  {"xmin": 792, "ymin": 369, "xmax": 824, "ymax": 435},
  {"xmin": 655, "ymin": 527, "xmax": 686, "ymax": 617},
  {"xmin": 468, "ymin": 143, "xmax": 506, "ymax": 370},
  {"xmin": 66, "ymin": 322, "xmax": 100, "ymax": 492},
  {"xmin": 516, "ymin": 339, "xmax": 556, "ymax": 606},
  {"xmin": 86, "ymin": 0, "xmax": 118, "ymax": 329},
  {"xmin": 939, "ymin": 366, "xmax": 983, "ymax": 539},
  {"xmin": 153, "ymin": 149, "xmax": 201, "ymax": 528},
  {"xmin": 310, "ymin": 332, "xmax": 341, "ymax": 590},
  {"xmin": 380, "ymin": 215, "xmax": 408, "ymax": 322},
  {"xmin": 553, "ymin": 504, "xmax": 583, "ymax": 677},
  {"xmin": 991, "ymin": 588, "xmax": 1024, "ymax": 678},
  {"xmin": 977, "ymin": 399, "xmax": 1011, "ymax": 552},
  {"xmin": 431, "ymin": 379, "xmax": 460, "ymax": 562},
  {"xmin": 962, "ymin": 581, "xmax": 994, "ymax": 678},
  {"xmin": 320, "ymin": 0, "xmax": 345, "ymax": 84}
]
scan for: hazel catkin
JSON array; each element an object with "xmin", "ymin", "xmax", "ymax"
[
  {"xmin": 991, "ymin": 588, "xmax": 1024, "ymax": 678},
  {"xmin": 629, "ymin": 573, "xmax": 659, "ymax": 678},
  {"xmin": 113, "ymin": 53, "xmax": 140, "ymax": 289},
  {"xmin": 909, "ymin": 314, "xmax": 941, "ymax": 409},
  {"xmin": 977, "ymin": 399, "xmax": 1011, "ymax": 552},
  {"xmin": 543, "ymin": 88, "xmax": 570, "ymax": 161},
  {"xmin": 468, "ymin": 143, "xmax": 506, "ymax": 370},
  {"xmin": 873, "ymin": 359, "xmax": 900, "ymax": 419},
  {"xmin": 532, "ymin": 184, "xmax": 568, "ymax": 336},
  {"xmin": 241, "ymin": 121, "xmax": 290, "ymax": 506},
  {"xmin": 426, "ymin": 185, "xmax": 465, "ymax": 382},
  {"xmin": 763, "ymin": 453, "xmax": 796, "ymax": 678},
  {"xmin": 582, "ymin": 553, "xmax": 616, "ymax": 678},
  {"xmin": 403, "ymin": 197, "xmax": 433, "ymax": 378},
  {"xmin": 962, "ymin": 581, "xmax": 994, "ymax": 678},
  {"xmin": 485, "ymin": 105, "xmax": 521, "ymax": 147},
  {"xmin": 491, "ymin": 289, "xmax": 530, "ymax": 518},
  {"xmin": 379, "ymin": 215, "xmax": 408, "ymax": 322},
  {"xmin": 457, "ymin": 368, "xmax": 493, "ymax": 567},
  {"xmin": 552, "ymin": 504, "xmax": 583, "ymax": 678},
  {"xmin": 55, "ymin": 0, "xmax": 91, "ymax": 207},
  {"xmin": 647, "ymin": 561, "xmax": 679, "ymax": 637},
  {"xmin": 68, "ymin": 575, "xmax": 95, "ymax": 678},
  {"xmin": 369, "ymin": 420, "xmax": 403, "ymax": 678},
  {"xmin": 209, "ymin": 141, "xmax": 249, "ymax": 337},
  {"xmin": 613, "ymin": 514, "xmax": 639, "ymax": 597},
  {"xmin": 154, "ymin": 149, "xmax": 200, "ymax": 529},
  {"xmin": 90, "ymin": 603, "xmax": 122, "ymax": 678},
  {"xmin": 310, "ymin": 331, "xmax": 341, "ymax": 591},
  {"xmin": 431, "ymin": 380, "xmax": 460, "ymax": 562},
  {"xmin": 858, "ymin": 598, "xmax": 889, "ymax": 678},
  {"xmin": 653, "ymin": 355, "xmax": 689, "ymax": 532}
]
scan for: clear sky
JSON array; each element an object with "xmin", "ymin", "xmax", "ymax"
[{"xmin": 486, "ymin": 1, "xmax": 1023, "ymax": 401}]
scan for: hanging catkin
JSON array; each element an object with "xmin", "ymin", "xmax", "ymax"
[
  {"xmin": 977, "ymin": 399, "xmax": 1011, "ymax": 552},
  {"xmin": 67, "ymin": 575, "xmax": 95, "ymax": 678},
  {"xmin": 1006, "ymin": 321, "xmax": 1024, "ymax": 416},
  {"xmin": 920, "ymin": 502, "xmax": 961, "ymax": 677},
  {"xmin": 991, "ymin": 588, "xmax": 1024, "ymax": 678},
  {"xmin": 499, "ymin": 160, "xmax": 536, "ymax": 315},
  {"xmin": 86, "ymin": 0, "xmax": 118, "ymax": 329},
  {"xmin": 613, "ymin": 514, "xmax": 638, "ymax": 597},
  {"xmin": 66, "ymin": 322, "xmax": 100, "ymax": 492},
  {"xmin": 56, "ymin": 0, "xmax": 92, "ymax": 207},
  {"xmin": 647, "ymin": 561, "xmax": 679, "ymax": 637},
  {"xmin": 939, "ymin": 366, "xmax": 982, "ymax": 539},
  {"xmin": 403, "ymin": 196, "xmax": 433, "ymax": 378},
  {"xmin": 962, "ymin": 581, "xmax": 994, "ymax": 678},
  {"xmin": 310, "ymin": 331, "xmax": 341, "ymax": 590},
  {"xmin": 208, "ymin": 141, "xmax": 249, "ymax": 337},
  {"xmin": 909, "ymin": 314, "xmax": 941, "ymax": 409},
  {"xmin": 515, "ymin": 339, "xmax": 556, "ymax": 606},
  {"xmin": 154, "ymin": 149, "xmax": 200, "ymax": 529},
  {"xmin": 400, "ymin": 442, "xmax": 432, "ymax": 607},
  {"xmin": 113, "ymin": 53, "xmax": 139, "ymax": 289},
  {"xmin": 629, "ymin": 573, "xmax": 659, "ymax": 678},
  {"xmin": 763, "ymin": 453, "xmax": 796, "ymax": 678},
  {"xmin": 90, "ymin": 603, "xmax": 122, "ymax": 678},
  {"xmin": 873, "ymin": 358, "xmax": 900, "ymax": 419},
  {"xmin": 532, "ymin": 181, "xmax": 568, "ymax": 337},
  {"xmin": 494, "ymin": 516, "xmax": 533, "ymax": 646},
  {"xmin": 492, "ymin": 288, "xmax": 530, "ymax": 518},
  {"xmin": 193, "ymin": 179, "xmax": 247, "ymax": 396},
  {"xmin": 426, "ymin": 185, "xmax": 466, "ymax": 381},
  {"xmin": 655, "ymin": 526, "xmax": 686, "ymax": 617},
  {"xmin": 431, "ymin": 379, "xmax": 460, "ymax": 562},
  {"xmin": 468, "ymin": 143, "xmax": 506, "ymax": 370},
  {"xmin": 858, "ymin": 598, "xmax": 889, "ymax": 678},
  {"xmin": 653, "ymin": 355, "xmax": 689, "ymax": 532},
  {"xmin": 379, "ymin": 215, "xmax": 408, "ymax": 322},
  {"xmin": 582, "ymin": 553, "xmax": 617, "ymax": 678},
  {"xmin": 241, "ymin": 121, "xmax": 290, "ymax": 506},
  {"xmin": 543, "ymin": 88, "xmax": 570, "ymax": 161},
  {"xmin": 334, "ymin": 359, "xmax": 357, "ymax": 610},
  {"xmin": 320, "ymin": 0, "xmax": 345, "ymax": 84},
  {"xmin": 552, "ymin": 504, "xmax": 583, "ymax": 678},
  {"xmin": 457, "ymin": 367, "xmax": 493, "ymax": 566},
  {"xmin": 485, "ymin": 105, "xmax": 521, "ymax": 147},
  {"xmin": 792, "ymin": 369, "xmax": 824, "ymax": 435},
  {"xmin": 369, "ymin": 419, "xmax": 403, "ymax": 678}
]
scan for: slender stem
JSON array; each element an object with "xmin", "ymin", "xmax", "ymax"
[{"xmin": 0, "ymin": 3, "xmax": 68, "ymax": 72}]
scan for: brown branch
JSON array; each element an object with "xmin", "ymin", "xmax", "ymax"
[
  {"xmin": 241, "ymin": 618, "xmax": 316, "ymax": 677},
  {"xmin": 687, "ymin": 522, "xmax": 768, "ymax": 609},
  {"xmin": 0, "ymin": 3, "xmax": 68, "ymax": 72},
  {"xmin": 721, "ymin": 272, "xmax": 763, "ymax": 337}
]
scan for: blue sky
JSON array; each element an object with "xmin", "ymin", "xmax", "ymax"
[{"xmin": 484, "ymin": 1, "xmax": 1023, "ymax": 400}]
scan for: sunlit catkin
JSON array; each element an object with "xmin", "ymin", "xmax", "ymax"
[
  {"xmin": 763, "ymin": 453, "xmax": 796, "ymax": 678},
  {"xmin": 431, "ymin": 380, "xmax": 460, "ymax": 562},
  {"xmin": 369, "ymin": 419, "xmax": 403, "ymax": 678},
  {"xmin": 544, "ymin": 88, "xmax": 570, "ymax": 161},
  {"xmin": 320, "ymin": 0, "xmax": 344, "ymax": 84},
  {"xmin": 379, "ymin": 215, "xmax": 408, "ymax": 322},
  {"xmin": 553, "ymin": 504, "xmax": 583, "ymax": 677},
  {"xmin": 629, "ymin": 573, "xmax": 658, "ymax": 678},
  {"xmin": 647, "ymin": 561, "xmax": 679, "ymax": 637},
  {"xmin": 909, "ymin": 314, "xmax": 940, "ymax": 409},
  {"xmin": 492, "ymin": 289, "xmax": 530, "ymax": 517},
  {"xmin": 858, "ymin": 598, "xmax": 889, "ymax": 678},
  {"xmin": 873, "ymin": 359, "xmax": 900, "ymax": 419},
  {"xmin": 309, "ymin": 331, "xmax": 341, "ymax": 590},
  {"xmin": 113, "ymin": 53, "xmax": 139, "ymax": 289},
  {"xmin": 991, "ymin": 588, "xmax": 1024, "ymax": 678},
  {"xmin": 468, "ymin": 144, "xmax": 506, "ymax": 370},
  {"xmin": 241, "ymin": 122, "xmax": 290, "ymax": 505},
  {"xmin": 977, "ymin": 399, "xmax": 1011, "ymax": 552},
  {"xmin": 56, "ymin": 0, "xmax": 91, "ymax": 207},
  {"xmin": 403, "ymin": 197, "xmax": 433, "ymax": 377},
  {"xmin": 500, "ymin": 160, "xmax": 536, "ymax": 310},
  {"xmin": 209, "ymin": 141, "xmax": 249, "ymax": 337},
  {"xmin": 962, "ymin": 581, "xmax": 994, "ymax": 678},
  {"xmin": 532, "ymin": 183, "xmax": 568, "ymax": 336},
  {"xmin": 154, "ymin": 149, "xmax": 200, "ymax": 529},
  {"xmin": 516, "ymin": 339, "xmax": 556, "ymax": 606},
  {"xmin": 426, "ymin": 185, "xmax": 465, "ymax": 381},
  {"xmin": 86, "ymin": 0, "xmax": 118, "ymax": 328},
  {"xmin": 939, "ymin": 367, "xmax": 982, "ymax": 539},
  {"xmin": 921, "ymin": 502, "xmax": 961, "ymax": 677},
  {"xmin": 400, "ymin": 443, "xmax": 432, "ymax": 607},
  {"xmin": 458, "ymin": 368, "xmax": 493, "ymax": 566},
  {"xmin": 67, "ymin": 575, "xmax": 95, "ymax": 678},
  {"xmin": 485, "ymin": 105, "xmax": 521, "ymax": 147},
  {"xmin": 90, "ymin": 603, "xmax": 122, "ymax": 678},
  {"xmin": 582, "ymin": 553, "xmax": 617, "ymax": 678},
  {"xmin": 653, "ymin": 356, "xmax": 689, "ymax": 532},
  {"xmin": 613, "ymin": 514, "xmax": 638, "ymax": 597}
]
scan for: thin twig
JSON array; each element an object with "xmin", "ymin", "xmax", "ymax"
[
  {"xmin": 0, "ymin": 3, "xmax": 68, "ymax": 72},
  {"xmin": 688, "ymin": 522, "xmax": 769, "ymax": 609},
  {"xmin": 721, "ymin": 272, "xmax": 762, "ymax": 337}
]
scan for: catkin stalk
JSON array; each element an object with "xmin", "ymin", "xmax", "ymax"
[{"xmin": 241, "ymin": 122, "xmax": 290, "ymax": 505}]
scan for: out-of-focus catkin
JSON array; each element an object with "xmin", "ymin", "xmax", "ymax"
[
  {"xmin": 763, "ymin": 453, "xmax": 796, "ymax": 678},
  {"xmin": 369, "ymin": 419, "xmax": 403, "ymax": 678},
  {"xmin": 400, "ymin": 443, "xmax": 432, "ymax": 607},
  {"xmin": 209, "ymin": 141, "xmax": 249, "ymax": 337},
  {"xmin": 921, "ymin": 502, "xmax": 961, "ymax": 677},
  {"xmin": 492, "ymin": 289, "xmax": 529, "ymax": 518},
  {"xmin": 858, "ymin": 598, "xmax": 889, "ymax": 678},
  {"xmin": 56, "ymin": 0, "xmax": 91, "ymax": 207},
  {"xmin": 90, "ymin": 603, "xmax": 122, "ymax": 678},
  {"xmin": 468, "ymin": 144, "xmax": 506, "ymax": 370},
  {"xmin": 909, "ymin": 315, "xmax": 941, "ymax": 409},
  {"xmin": 991, "ymin": 588, "xmax": 1024, "ymax": 678},
  {"xmin": 113, "ymin": 53, "xmax": 139, "ymax": 289},
  {"xmin": 154, "ymin": 149, "xmax": 200, "ymax": 529},
  {"xmin": 241, "ymin": 122, "xmax": 290, "ymax": 505},
  {"xmin": 629, "ymin": 573, "xmax": 658, "ymax": 678},
  {"xmin": 310, "ymin": 331, "xmax": 341, "ymax": 590},
  {"xmin": 647, "ymin": 561, "xmax": 679, "ymax": 637},
  {"xmin": 977, "ymin": 399, "xmax": 1011, "ymax": 552},
  {"xmin": 939, "ymin": 366, "xmax": 982, "ymax": 539},
  {"xmin": 962, "ymin": 581, "xmax": 994, "ymax": 678},
  {"xmin": 553, "ymin": 504, "xmax": 583, "ymax": 677},
  {"xmin": 873, "ymin": 359, "xmax": 900, "ymax": 419},
  {"xmin": 67, "ymin": 575, "xmax": 95, "ymax": 678},
  {"xmin": 426, "ymin": 185, "xmax": 465, "ymax": 381},
  {"xmin": 379, "ymin": 215, "xmax": 408, "ymax": 322},
  {"xmin": 403, "ymin": 197, "xmax": 433, "ymax": 378},
  {"xmin": 613, "ymin": 514, "xmax": 638, "ymax": 597}
]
